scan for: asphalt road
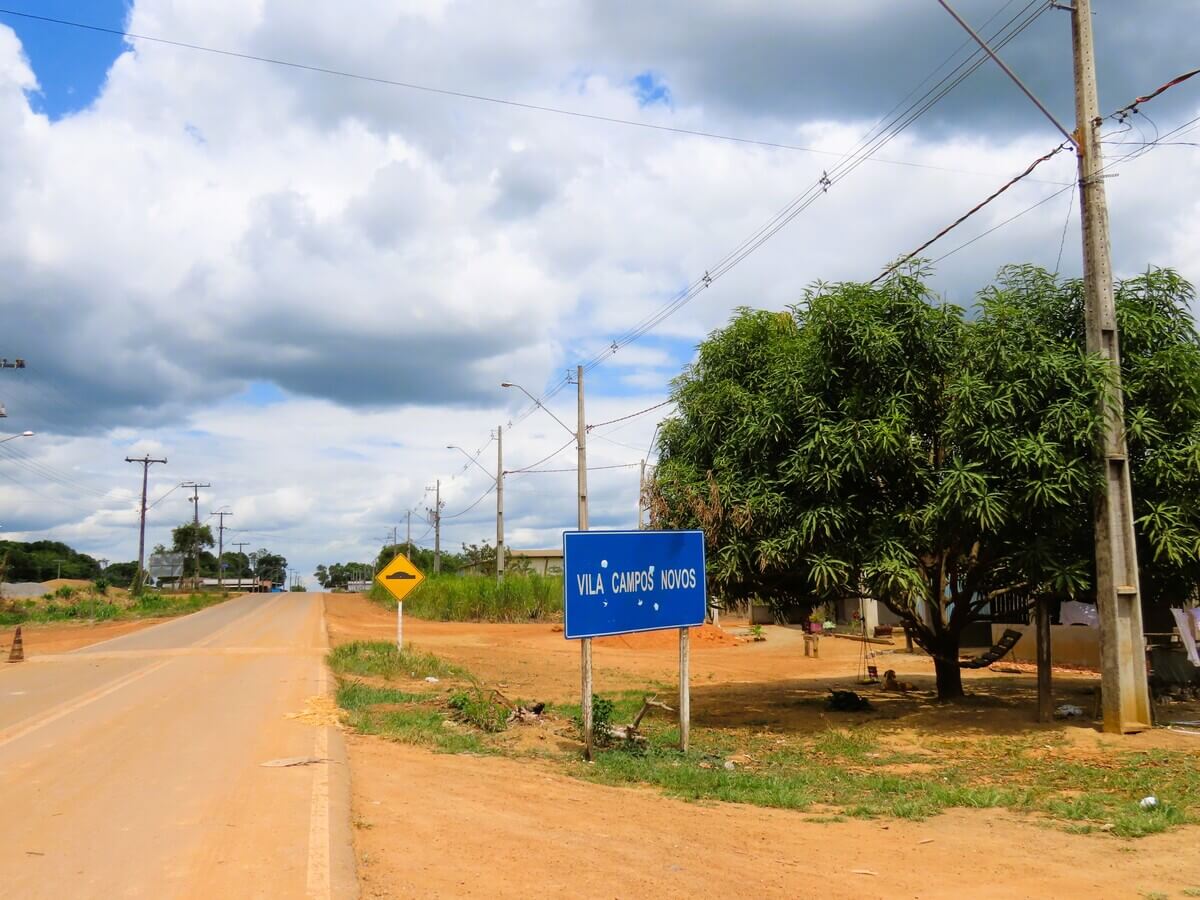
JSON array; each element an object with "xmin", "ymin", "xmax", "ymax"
[{"xmin": 0, "ymin": 592, "xmax": 356, "ymax": 898}]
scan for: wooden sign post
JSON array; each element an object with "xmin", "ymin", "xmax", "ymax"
[{"xmin": 679, "ymin": 626, "xmax": 690, "ymax": 752}]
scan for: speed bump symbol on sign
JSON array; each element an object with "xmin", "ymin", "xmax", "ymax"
[{"xmin": 375, "ymin": 554, "xmax": 425, "ymax": 602}]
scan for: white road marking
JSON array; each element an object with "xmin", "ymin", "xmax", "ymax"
[
  {"xmin": 0, "ymin": 659, "xmax": 171, "ymax": 750},
  {"xmin": 306, "ymin": 604, "xmax": 333, "ymax": 899}
]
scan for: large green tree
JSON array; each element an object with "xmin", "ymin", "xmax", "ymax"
[
  {"xmin": 651, "ymin": 266, "xmax": 1200, "ymax": 699},
  {"xmin": 171, "ymin": 523, "xmax": 214, "ymax": 580},
  {"xmin": 0, "ymin": 540, "xmax": 102, "ymax": 582}
]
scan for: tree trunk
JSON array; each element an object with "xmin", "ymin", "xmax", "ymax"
[{"xmin": 933, "ymin": 652, "xmax": 965, "ymax": 700}]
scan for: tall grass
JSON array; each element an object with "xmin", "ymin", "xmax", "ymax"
[{"xmin": 370, "ymin": 573, "xmax": 563, "ymax": 622}]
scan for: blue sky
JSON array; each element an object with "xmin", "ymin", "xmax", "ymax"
[{"xmin": 1, "ymin": 1, "xmax": 128, "ymax": 119}]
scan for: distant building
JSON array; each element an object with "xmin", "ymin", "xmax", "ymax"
[{"xmin": 459, "ymin": 548, "xmax": 563, "ymax": 576}]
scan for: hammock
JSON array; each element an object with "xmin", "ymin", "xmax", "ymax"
[{"xmin": 959, "ymin": 628, "xmax": 1024, "ymax": 669}]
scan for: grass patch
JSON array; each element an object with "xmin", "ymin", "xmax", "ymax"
[
  {"xmin": 336, "ymin": 680, "xmax": 437, "ymax": 711},
  {"xmin": 334, "ymin": 676, "xmax": 492, "ymax": 754},
  {"xmin": 0, "ymin": 591, "xmax": 226, "ymax": 627},
  {"xmin": 810, "ymin": 727, "xmax": 879, "ymax": 761},
  {"xmin": 330, "ymin": 644, "xmax": 498, "ymax": 754},
  {"xmin": 369, "ymin": 574, "xmax": 563, "ymax": 622},
  {"xmin": 327, "ymin": 641, "xmax": 465, "ymax": 680},
  {"xmin": 562, "ymin": 709, "xmax": 1200, "ymax": 837}
]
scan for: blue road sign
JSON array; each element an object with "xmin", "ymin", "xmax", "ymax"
[{"xmin": 563, "ymin": 530, "xmax": 707, "ymax": 639}]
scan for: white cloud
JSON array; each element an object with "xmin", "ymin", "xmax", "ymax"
[{"xmin": 0, "ymin": 1, "xmax": 1197, "ymax": 581}]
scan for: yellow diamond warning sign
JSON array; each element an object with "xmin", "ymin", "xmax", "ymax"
[{"xmin": 375, "ymin": 553, "xmax": 425, "ymax": 602}]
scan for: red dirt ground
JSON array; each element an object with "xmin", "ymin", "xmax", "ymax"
[{"xmin": 325, "ymin": 593, "xmax": 1200, "ymax": 898}]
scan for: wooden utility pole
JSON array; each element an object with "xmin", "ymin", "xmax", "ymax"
[
  {"xmin": 1071, "ymin": 0, "xmax": 1151, "ymax": 733},
  {"xmin": 125, "ymin": 455, "xmax": 167, "ymax": 591},
  {"xmin": 496, "ymin": 424, "xmax": 505, "ymax": 581},
  {"xmin": 233, "ymin": 541, "xmax": 248, "ymax": 589},
  {"xmin": 182, "ymin": 482, "xmax": 211, "ymax": 589}
]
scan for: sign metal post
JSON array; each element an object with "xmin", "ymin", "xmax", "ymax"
[{"xmin": 374, "ymin": 553, "xmax": 426, "ymax": 651}]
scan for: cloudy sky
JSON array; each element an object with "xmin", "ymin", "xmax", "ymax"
[{"xmin": 0, "ymin": 0, "xmax": 1197, "ymax": 583}]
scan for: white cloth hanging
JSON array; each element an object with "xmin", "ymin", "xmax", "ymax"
[{"xmin": 1171, "ymin": 608, "xmax": 1200, "ymax": 667}]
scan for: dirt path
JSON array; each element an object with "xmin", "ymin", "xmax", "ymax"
[
  {"xmin": 328, "ymin": 594, "xmax": 1200, "ymax": 898},
  {"xmin": 349, "ymin": 736, "xmax": 1198, "ymax": 900}
]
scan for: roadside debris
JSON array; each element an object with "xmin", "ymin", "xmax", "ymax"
[
  {"xmin": 827, "ymin": 689, "xmax": 872, "ymax": 712},
  {"xmin": 1054, "ymin": 704, "xmax": 1084, "ymax": 719},
  {"xmin": 259, "ymin": 756, "xmax": 327, "ymax": 768},
  {"xmin": 604, "ymin": 695, "xmax": 674, "ymax": 745}
]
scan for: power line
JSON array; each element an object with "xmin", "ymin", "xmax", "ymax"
[
  {"xmin": 586, "ymin": 399, "xmax": 674, "ymax": 431},
  {"xmin": 0, "ymin": 443, "xmax": 112, "ymax": 498},
  {"xmin": 1054, "ymin": 178, "xmax": 1077, "ymax": 273},
  {"xmin": 443, "ymin": 2, "xmax": 1054, "ymax": 497},
  {"xmin": 875, "ymin": 70, "xmax": 1200, "ymax": 280},
  {"xmin": 0, "ymin": 465, "xmax": 102, "ymax": 515},
  {"xmin": 449, "ymin": 2, "xmax": 1056, "ymax": 444},
  {"xmin": 1111, "ymin": 67, "xmax": 1200, "ymax": 120},
  {"xmin": 441, "ymin": 483, "xmax": 496, "ymax": 520},
  {"xmin": 504, "ymin": 436, "xmax": 576, "ymax": 475},
  {"xmin": 510, "ymin": 462, "xmax": 640, "ymax": 476},
  {"xmin": 0, "ymin": 6, "xmax": 1073, "ymax": 186},
  {"xmin": 873, "ymin": 139, "xmax": 1072, "ymax": 282},
  {"xmin": 146, "ymin": 481, "xmax": 185, "ymax": 511},
  {"xmin": 571, "ymin": 0, "xmax": 1053, "ymax": 378}
]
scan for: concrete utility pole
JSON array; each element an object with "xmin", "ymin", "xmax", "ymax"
[
  {"xmin": 498, "ymin": 370, "xmax": 592, "ymax": 751},
  {"xmin": 181, "ymin": 482, "xmax": 211, "ymax": 588},
  {"xmin": 575, "ymin": 365, "xmax": 594, "ymax": 758},
  {"xmin": 638, "ymin": 459, "xmax": 646, "ymax": 530},
  {"xmin": 125, "ymin": 455, "xmax": 167, "ymax": 590},
  {"xmin": 496, "ymin": 425, "xmax": 505, "ymax": 581},
  {"xmin": 1071, "ymin": 0, "xmax": 1151, "ymax": 733},
  {"xmin": 406, "ymin": 511, "xmax": 412, "ymax": 559},
  {"xmin": 446, "ymin": 436, "xmax": 505, "ymax": 580},
  {"xmin": 428, "ymin": 480, "xmax": 443, "ymax": 574},
  {"xmin": 212, "ymin": 510, "xmax": 232, "ymax": 590},
  {"xmin": 233, "ymin": 541, "xmax": 248, "ymax": 589},
  {"xmin": 940, "ymin": 0, "xmax": 1152, "ymax": 733}
]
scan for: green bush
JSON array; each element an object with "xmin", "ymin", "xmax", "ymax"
[
  {"xmin": 448, "ymin": 688, "xmax": 510, "ymax": 733},
  {"xmin": 573, "ymin": 694, "xmax": 616, "ymax": 747},
  {"xmin": 370, "ymin": 573, "xmax": 563, "ymax": 622}
]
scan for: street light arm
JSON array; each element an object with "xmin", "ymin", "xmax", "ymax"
[
  {"xmin": 0, "ymin": 431, "xmax": 34, "ymax": 444},
  {"xmin": 501, "ymin": 383, "xmax": 577, "ymax": 439},
  {"xmin": 447, "ymin": 445, "xmax": 498, "ymax": 483}
]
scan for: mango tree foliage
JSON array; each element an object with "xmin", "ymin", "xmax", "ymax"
[{"xmin": 650, "ymin": 267, "xmax": 1200, "ymax": 699}]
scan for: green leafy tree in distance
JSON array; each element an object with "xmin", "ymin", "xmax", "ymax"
[
  {"xmin": 171, "ymin": 523, "xmax": 214, "ymax": 580},
  {"xmin": 651, "ymin": 266, "xmax": 1200, "ymax": 699}
]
